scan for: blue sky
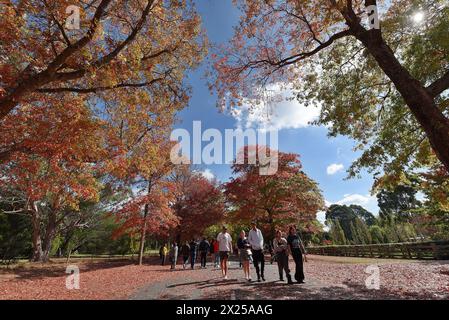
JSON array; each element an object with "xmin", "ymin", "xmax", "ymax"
[{"xmin": 174, "ymin": 0, "xmax": 380, "ymax": 222}]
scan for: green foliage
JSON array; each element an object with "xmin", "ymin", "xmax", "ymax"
[
  {"xmin": 377, "ymin": 183, "xmax": 422, "ymax": 221},
  {"xmin": 326, "ymin": 204, "xmax": 375, "ymax": 242},
  {"xmin": 293, "ymin": 0, "xmax": 449, "ymax": 181},
  {"xmin": 369, "ymin": 225, "xmax": 385, "ymax": 244},
  {"xmin": 0, "ymin": 213, "xmax": 32, "ymax": 261},
  {"xmin": 349, "ymin": 218, "xmax": 372, "ymax": 244},
  {"xmin": 328, "ymin": 219, "xmax": 347, "ymax": 245}
]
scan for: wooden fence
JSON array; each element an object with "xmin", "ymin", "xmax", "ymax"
[{"xmin": 306, "ymin": 241, "xmax": 449, "ymax": 260}]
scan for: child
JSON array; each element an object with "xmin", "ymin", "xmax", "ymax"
[{"xmin": 161, "ymin": 244, "xmax": 168, "ymax": 266}]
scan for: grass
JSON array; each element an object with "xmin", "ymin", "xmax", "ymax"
[{"xmin": 0, "ymin": 250, "xmax": 161, "ymax": 270}]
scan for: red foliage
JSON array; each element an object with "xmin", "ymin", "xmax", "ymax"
[
  {"xmin": 111, "ymin": 183, "xmax": 179, "ymax": 239},
  {"xmin": 225, "ymin": 146, "xmax": 324, "ymax": 237},
  {"xmin": 171, "ymin": 167, "xmax": 225, "ymax": 241}
]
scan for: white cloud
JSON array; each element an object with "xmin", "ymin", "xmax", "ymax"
[
  {"xmin": 336, "ymin": 193, "xmax": 374, "ymax": 206},
  {"xmin": 333, "ymin": 193, "xmax": 379, "ymax": 215},
  {"xmin": 316, "ymin": 210, "xmax": 326, "ymax": 225},
  {"xmin": 318, "ymin": 194, "xmax": 379, "ymax": 225},
  {"xmin": 200, "ymin": 168, "xmax": 215, "ymax": 181},
  {"xmin": 231, "ymin": 84, "xmax": 321, "ymax": 131},
  {"xmin": 319, "ymin": 194, "xmax": 380, "ymax": 224},
  {"xmin": 326, "ymin": 163, "xmax": 344, "ymax": 175}
]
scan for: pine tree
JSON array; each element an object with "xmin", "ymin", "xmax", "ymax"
[{"xmin": 330, "ymin": 219, "xmax": 347, "ymax": 245}]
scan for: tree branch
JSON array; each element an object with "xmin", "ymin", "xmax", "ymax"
[
  {"xmin": 93, "ymin": 0, "xmax": 155, "ymax": 68},
  {"xmin": 0, "ymin": 0, "xmax": 113, "ymax": 120},
  {"xmin": 37, "ymin": 78, "xmax": 163, "ymax": 94},
  {"xmin": 426, "ymin": 69, "xmax": 449, "ymax": 97}
]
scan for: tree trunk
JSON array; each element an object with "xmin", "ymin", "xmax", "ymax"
[
  {"xmin": 30, "ymin": 202, "xmax": 43, "ymax": 262},
  {"xmin": 354, "ymin": 29, "xmax": 449, "ymax": 171},
  {"xmin": 59, "ymin": 231, "xmax": 74, "ymax": 258},
  {"xmin": 40, "ymin": 211, "xmax": 57, "ymax": 263},
  {"xmin": 138, "ymin": 204, "xmax": 149, "ymax": 265},
  {"xmin": 138, "ymin": 181, "xmax": 152, "ymax": 265}
]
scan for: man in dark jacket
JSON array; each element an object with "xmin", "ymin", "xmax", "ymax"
[
  {"xmin": 189, "ymin": 239, "xmax": 198, "ymax": 269},
  {"xmin": 181, "ymin": 241, "xmax": 190, "ymax": 269},
  {"xmin": 199, "ymin": 237, "xmax": 210, "ymax": 268}
]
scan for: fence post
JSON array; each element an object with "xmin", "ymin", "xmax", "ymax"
[{"xmin": 431, "ymin": 243, "xmax": 438, "ymax": 260}]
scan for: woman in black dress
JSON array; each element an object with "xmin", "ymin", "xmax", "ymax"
[
  {"xmin": 287, "ymin": 225, "xmax": 307, "ymax": 283},
  {"xmin": 237, "ymin": 230, "xmax": 252, "ymax": 281}
]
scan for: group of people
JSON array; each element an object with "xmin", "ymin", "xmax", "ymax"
[{"xmin": 159, "ymin": 221, "xmax": 307, "ymax": 284}]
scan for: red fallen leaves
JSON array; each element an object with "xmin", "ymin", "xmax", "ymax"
[
  {"xmin": 1, "ymin": 257, "xmax": 448, "ymax": 300},
  {"xmin": 0, "ymin": 258, "xmax": 181, "ymax": 300},
  {"xmin": 303, "ymin": 260, "xmax": 449, "ymax": 300}
]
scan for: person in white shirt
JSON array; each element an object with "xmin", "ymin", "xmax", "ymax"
[
  {"xmin": 217, "ymin": 225, "xmax": 232, "ymax": 279},
  {"xmin": 248, "ymin": 221, "xmax": 265, "ymax": 281}
]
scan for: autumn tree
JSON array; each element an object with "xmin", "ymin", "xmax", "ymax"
[
  {"xmin": 1, "ymin": 0, "xmax": 207, "ymax": 263},
  {"xmin": 170, "ymin": 166, "xmax": 225, "ymax": 242},
  {"xmin": 0, "ymin": 98, "xmax": 104, "ymax": 262},
  {"xmin": 109, "ymin": 128, "xmax": 179, "ymax": 265},
  {"xmin": 210, "ymin": 0, "xmax": 449, "ymax": 177},
  {"xmin": 225, "ymin": 146, "xmax": 324, "ymax": 240},
  {"xmin": 0, "ymin": 0, "xmax": 207, "ymax": 159}
]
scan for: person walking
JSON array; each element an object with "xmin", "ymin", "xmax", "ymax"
[
  {"xmin": 199, "ymin": 237, "xmax": 210, "ymax": 269},
  {"xmin": 209, "ymin": 239, "xmax": 215, "ymax": 266},
  {"xmin": 189, "ymin": 239, "xmax": 198, "ymax": 269},
  {"xmin": 212, "ymin": 238, "xmax": 220, "ymax": 268},
  {"xmin": 159, "ymin": 245, "xmax": 164, "ymax": 260},
  {"xmin": 217, "ymin": 226, "xmax": 232, "ymax": 280},
  {"xmin": 273, "ymin": 230, "xmax": 293, "ymax": 284},
  {"xmin": 181, "ymin": 241, "xmax": 190, "ymax": 269},
  {"xmin": 237, "ymin": 230, "xmax": 252, "ymax": 281},
  {"xmin": 161, "ymin": 243, "xmax": 168, "ymax": 266},
  {"xmin": 248, "ymin": 221, "xmax": 265, "ymax": 281},
  {"xmin": 169, "ymin": 242, "xmax": 178, "ymax": 270},
  {"xmin": 287, "ymin": 225, "xmax": 307, "ymax": 283}
]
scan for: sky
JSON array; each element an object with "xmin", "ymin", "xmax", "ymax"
[{"xmin": 174, "ymin": 0, "xmax": 380, "ymax": 224}]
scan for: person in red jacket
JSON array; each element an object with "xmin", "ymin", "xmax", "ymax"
[{"xmin": 212, "ymin": 238, "xmax": 220, "ymax": 268}]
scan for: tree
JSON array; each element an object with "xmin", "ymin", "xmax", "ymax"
[
  {"xmin": 210, "ymin": 0, "xmax": 449, "ymax": 175},
  {"xmin": 379, "ymin": 215, "xmax": 417, "ymax": 242},
  {"xmin": 54, "ymin": 183, "xmax": 126, "ymax": 259},
  {"xmin": 326, "ymin": 204, "xmax": 375, "ymax": 242},
  {"xmin": 353, "ymin": 217, "xmax": 372, "ymax": 244},
  {"xmin": 377, "ymin": 184, "xmax": 421, "ymax": 221},
  {"xmin": 170, "ymin": 166, "xmax": 225, "ymax": 242},
  {"xmin": 0, "ymin": 211, "xmax": 32, "ymax": 262},
  {"xmin": 328, "ymin": 219, "xmax": 347, "ymax": 245},
  {"xmin": 111, "ymin": 140, "xmax": 179, "ymax": 265},
  {"xmin": 349, "ymin": 205, "xmax": 376, "ymax": 226},
  {"xmin": 369, "ymin": 225, "xmax": 385, "ymax": 244},
  {"xmin": 0, "ymin": 99, "xmax": 103, "ymax": 262},
  {"xmin": 225, "ymin": 146, "xmax": 324, "ymax": 240},
  {"xmin": 0, "ymin": 1, "xmax": 207, "ymax": 263},
  {"xmin": 0, "ymin": 0, "xmax": 207, "ymax": 160},
  {"xmin": 111, "ymin": 182, "xmax": 179, "ymax": 258}
]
